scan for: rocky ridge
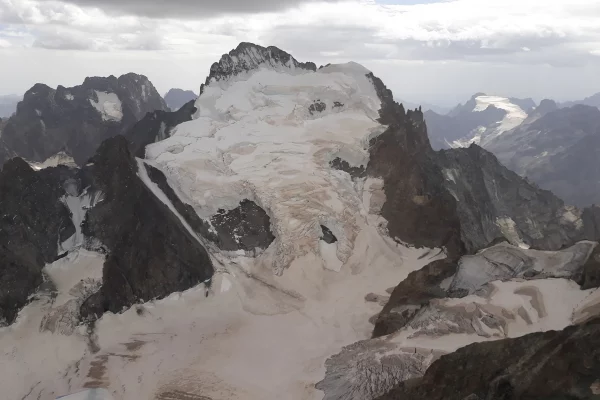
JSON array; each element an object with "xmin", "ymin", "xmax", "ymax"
[
  {"xmin": 485, "ymin": 104, "xmax": 600, "ymax": 207},
  {"xmin": 0, "ymin": 73, "xmax": 167, "ymax": 167}
]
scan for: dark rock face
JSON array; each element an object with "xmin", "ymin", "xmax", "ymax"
[
  {"xmin": 210, "ymin": 200, "xmax": 275, "ymax": 252},
  {"xmin": 0, "ymin": 73, "xmax": 167, "ymax": 167},
  {"xmin": 203, "ymin": 42, "xmax": 316, "ymax": 88},
  {"xmin": 144, "ymin": 163, "xmax": 275, "ymax": 253},
  {"xmin": 330, "ymin": 157, "xmax": 366, "ymax": 178},
  {"xmin": 583, "ymin": 205, "xmax": 600, "ymax": 241},
  {"xmin": 577, "ymin": 244, "xmax": 600, "ymax": 290},
  {"xmin": 80, "ymin": 136, "xmax": 213, "ymax": 319},
  {"xmin": 320, "ymin": 225, "xmax": 337, "ymax": 244},
  {"xmin": 309, "ymin": 100, "xmax": 326, "ymax": 115},
  {"xmin": 0, "ymin": 159, "xmax": 76, "ymax": 324},
  {"xmin": 164, "ymin": 88, "xmax": 197, "ymax": 111},
  {"xmin": 437, "ymin": 144, "xmax": 584, "ymax": 252},
  {"xmin": 126, "ymin": 99, "xmax": 197, "ymax": 158},
  {"xmin": 366, "ymin": 73, "xmax": 464, "ymax": 258},
  {"xmin": 376, "ymin": 318, "xmax": 600, "ymax": 400},
  {"xmin": 373, "ymin": 258, "xmax": 458, "ymax": 338}
]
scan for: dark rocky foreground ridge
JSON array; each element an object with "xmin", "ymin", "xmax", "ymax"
[
  {"xmin": 0, "ymin": 159, "xmax": 78, "ymax": 324},
  {"xmin": 0, "ymin": 73, "xmax": 167, "ymax": 167},
  {"xmin": 376, "ymin": 318, "xmax": 600, "ymax": 400},
  {"xmin": 80, "ymin": 136, "xmax": 214, "ymax": 319}
]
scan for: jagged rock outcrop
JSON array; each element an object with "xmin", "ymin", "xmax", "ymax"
[
  {"xmin": 376, "ymin": 318, "xmax": 600, "ymax": 400},
  {"xmin": 0, "ymin": 73, "xmax": 167, "ymax": 167},
  {"xmin": 437, "ymin": 144, "xmax": 585, "ymax": 252},
  {"xmin": 373, "ymin": 258, "xmax": 458, "ymax": 337},
  {"xmin": 202, "ymin": 42, "xmax": 317, "ymax": 89},
  {"xmin": 80, "ymin": 136, "xmax": 213, "ymax": 319},
  {"xmin": 366, "ymin": 73, "xmax": 464, "ymax": 257},
  {"xmin": 164, "ymin": 88, "xmax": 197, "ymax": 111},
  {"xmin": 125, "ymin": 99, "xmax": 197, "ymax": 157},
  {"xmin": 0, "ymin": 159, "xmax": 77, "ymax": 325},
  {"xmin": 577, "ymin": 243, "xmax": 600, "ymax": 290}
]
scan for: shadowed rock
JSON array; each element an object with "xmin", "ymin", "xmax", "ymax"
[
  {"xmin": 0, "ymin": 158, "xmax": 77, "ymax": 324},
  {"xmin": 126, "ymin": 99, "xmax": 197, "ymax": 158},
  {"xmin": 80, "ymin": 136, "xmax": 213, "ymax": 319},
  {"xmin": 376, "ymin": 318, "xmax": 600, "ymax": 400}
]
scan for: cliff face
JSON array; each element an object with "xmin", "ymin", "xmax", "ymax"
[
  {"xmin": 0, "ymin": 159, "xmax": 78, "ymax": 325},
  {"xmin": 80, "ymin": 136, "xmax": 214, "ymax": 319}
]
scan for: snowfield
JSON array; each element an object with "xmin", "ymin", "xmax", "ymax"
[{"xmin": 89, "ymin": 91, "xmax": 123, "ymax": 122}]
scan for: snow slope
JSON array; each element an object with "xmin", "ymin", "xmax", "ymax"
[
  {"xmin": 89, "ymin": 91, "xmax": 123, "ymax": 122},
  {"xmin": 452, "ymin": 95, "xmax": 528, "ymax": 148},
  {"xmin": 146, "ymin": 61, "xmax": 385, "ymax": 273}
]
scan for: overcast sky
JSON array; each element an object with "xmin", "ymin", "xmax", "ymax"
[{"xmin": 0, "ymin": 0, "xmax": 599, "ymax": 106}]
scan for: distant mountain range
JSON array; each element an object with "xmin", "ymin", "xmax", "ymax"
[
  {"xmin": 164, "ymin": 88, "xmax": 197, "ymax": 111},
  {"xmin": 0, "ymin": 74, "xmax": 167, "ymax": 167},
  {"xmin": 0, "ymin": 94, "xmax": 21, "ymax": 118},
  {"xmin": 424, "ymin": 93, "xmax": 600, "ymax": 206}
]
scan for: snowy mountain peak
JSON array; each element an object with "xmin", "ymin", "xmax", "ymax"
[
  {"xmin": 148, "ymin": 56, "xmax": 383, "ymax": 273},
  {"xmin": 205, "ymin": 42, "xmax": 317, "ymax": 86}
]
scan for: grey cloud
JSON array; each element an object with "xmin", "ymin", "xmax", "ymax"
[
  {"xmin": 32, "ymin": 30, "xmax": 95, "ymax": 50},
  {"xmin": 114, "ymin": 32, "xmax": 165, "ymax": 51},
  {"xmin": 36, "ymin": 0, "xmax": 340, "ymax": 19},
  {"xmin": 261, "ymin": 21, "xmax": 600, "ymax": 69}
]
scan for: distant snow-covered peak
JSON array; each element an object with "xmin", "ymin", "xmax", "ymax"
[{"xmin": 472, "ymin": 94, "xmax": 528, "ymax": 118}]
